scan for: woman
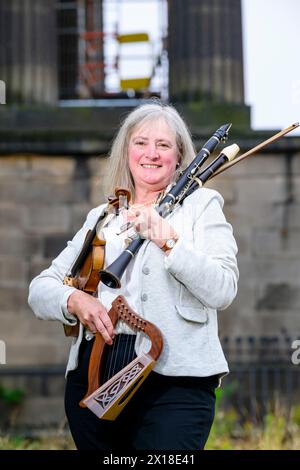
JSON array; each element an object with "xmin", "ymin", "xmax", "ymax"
[{"xmin": 28, "ymin": 100, "xmax": 238, "ymax": 450}]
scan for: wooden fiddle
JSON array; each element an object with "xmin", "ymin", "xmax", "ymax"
[{"xmin": 63, "ymin": 188, "xmax": 131, "ymax": 337}]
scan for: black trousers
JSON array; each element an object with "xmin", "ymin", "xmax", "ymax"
[{"xmin": 65, "ymin": 334, "xmax": 218, "ymax": 451}]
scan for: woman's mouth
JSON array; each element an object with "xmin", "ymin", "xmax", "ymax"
[{"xmin": 141, "ymin": 164, "xmax": 162, "ymax": 169}]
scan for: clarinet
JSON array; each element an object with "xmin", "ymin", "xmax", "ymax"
[{"xmin": 99, "ymin": 123, "xmax": 232, "ymax": 289}]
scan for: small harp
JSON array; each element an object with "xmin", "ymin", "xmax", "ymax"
[{"xmin": 80, "ymin": 295, "xmax": 163, "ymax": 421}]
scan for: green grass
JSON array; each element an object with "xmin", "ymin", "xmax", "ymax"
[
  {"xmin": 0, "ymin": 434, "xmax": 75, "ymax": 450},
  {"xmin": 1, "ymin": 405, "xmax": 300, "ymax": 450},
  {"xmin": 206, "ymin": 404, "xmax": 300, "ymax": 450}
]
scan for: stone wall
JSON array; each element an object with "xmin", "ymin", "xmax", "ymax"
[
  {"xmin": 0, "ymin": 153, "xmax": 109, "ymax": 368},
  {"xmin": 206, "ymin": 150, "xmax": 300, "ymax": 340},
  {"xmin": 0, "ymin": 148, "xmax": 300, "ymax": 371}
]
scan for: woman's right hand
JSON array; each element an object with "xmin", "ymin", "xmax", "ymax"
[{"xmin": 67, "ymin": 290, "xmax": 116, "ymax": 344}]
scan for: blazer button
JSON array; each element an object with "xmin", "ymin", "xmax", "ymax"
[
  {"xmin": 142, "ymin": 266, "xmax": 150, "ymax": 275},
  {"xmin": 141, "ymin": 293, "xmax": 148, "ymax": 302}
]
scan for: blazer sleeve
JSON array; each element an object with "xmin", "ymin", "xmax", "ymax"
[
  {"xmin": 28, "ymin": 205, "xmax": 105, "ymax": 325},
  {"xmin": 164, "ymin": 191, "xmax": 239, "ymax": 310}
]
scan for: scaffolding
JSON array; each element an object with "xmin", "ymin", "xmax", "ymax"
[{"xmin": 57, "ymin": 0, "xmax": 168, "ymax": 100}]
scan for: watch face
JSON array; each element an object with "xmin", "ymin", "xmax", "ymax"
[{"xmin": 166, "ymin": 239, "xmax": 176, "ymax": 249}]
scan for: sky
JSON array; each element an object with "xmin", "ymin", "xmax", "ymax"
[
  {"xmin": 104, "ymin": 0, "xmax": 300, "ymax": 135},
  {"xmin": 242, "ymin": 0, "xmax": 300, "ymax": 135}
]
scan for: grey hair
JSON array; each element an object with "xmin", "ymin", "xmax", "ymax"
[{"xmin": 106, "ymin": 100, "xmax": 196, "ymax": 198}]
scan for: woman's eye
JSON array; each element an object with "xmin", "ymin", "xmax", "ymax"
[{"xmin": 158, "ymin": 142, "xmax": 169, "ymax": 149}]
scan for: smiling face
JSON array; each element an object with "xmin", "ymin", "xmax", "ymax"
[{"xmin": 128, "ymin": 117, "xmax": 178, "ymax": 198}]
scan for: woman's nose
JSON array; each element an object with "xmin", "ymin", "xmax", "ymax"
[{"xmin": 144, "ymin": 144, "xmax": 158, "ymax": 159}]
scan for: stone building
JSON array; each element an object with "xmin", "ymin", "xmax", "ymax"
[{"xmin": 0, "ymin": 0, "xmax": 299, "ymax": 428}]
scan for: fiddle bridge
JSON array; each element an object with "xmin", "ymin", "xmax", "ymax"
[{"xmin": 80, "ymin": 295, "xmax": 163, "ymax": 421}]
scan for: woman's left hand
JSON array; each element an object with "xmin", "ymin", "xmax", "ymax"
[{"xmin": 126, "ymin": 206, "xmax": 178, "ymax": 249}]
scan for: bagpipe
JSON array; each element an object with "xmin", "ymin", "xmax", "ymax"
[{"xmin": 64, "ymin": 121, "xmax": 299, "ymax": 420}]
